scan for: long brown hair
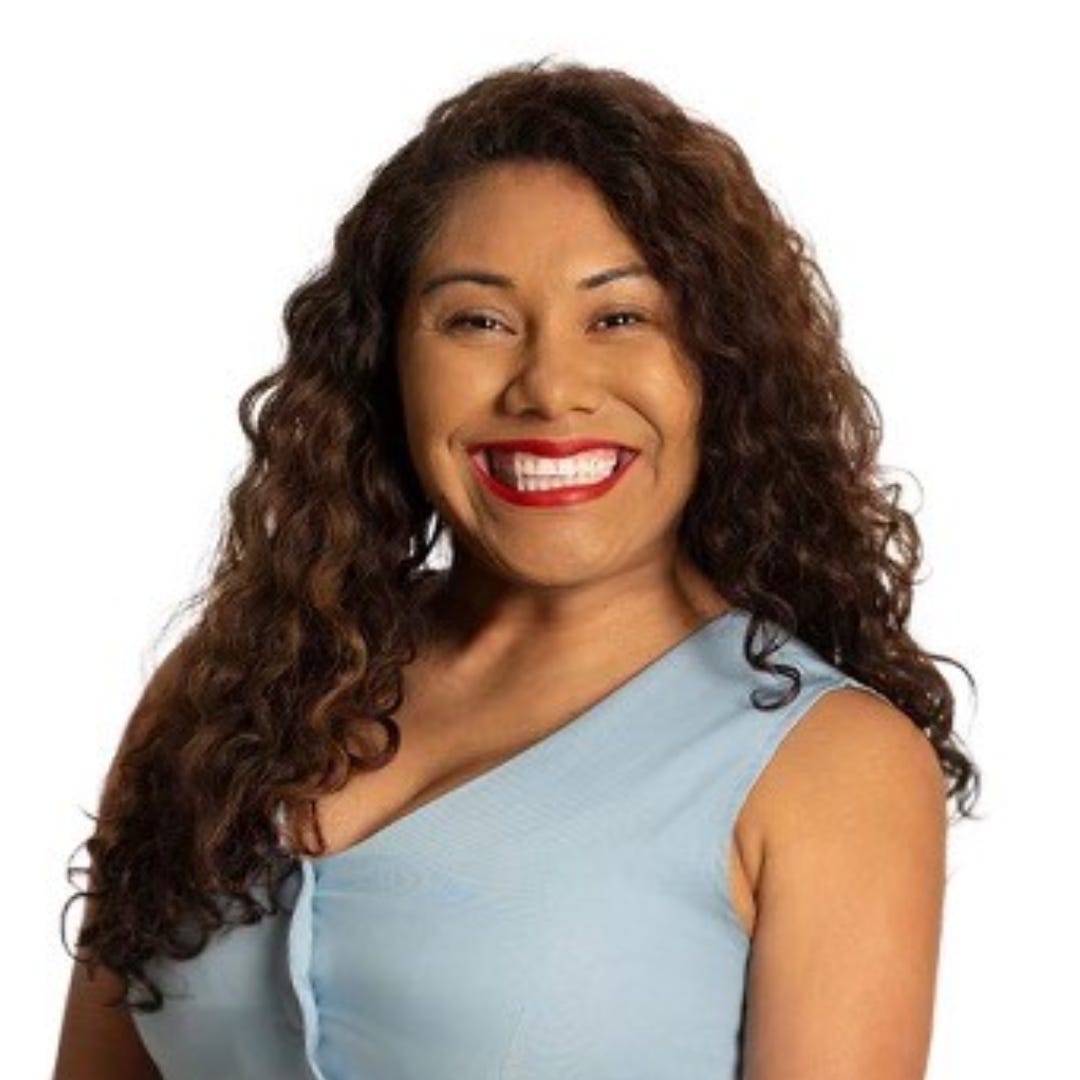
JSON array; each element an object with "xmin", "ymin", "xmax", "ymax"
[{"xmin": 62, "ymin": 55, "xmax": 981, "ymax": 1013}]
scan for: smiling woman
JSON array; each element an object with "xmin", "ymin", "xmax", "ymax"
[
  {"xmin": 55, "ymin": 56, "xmax": 979, "ymax": 1080},
  {"xmin": 394, "ymin": 160, "xmax": 697, "ymax": 530}
]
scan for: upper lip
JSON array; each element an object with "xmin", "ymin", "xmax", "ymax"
[{"xmin": 467, "ymin": 438, "xmax": 637, "ymax": 457}]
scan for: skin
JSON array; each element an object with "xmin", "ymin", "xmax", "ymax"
[
  {"xmin": 297, "ymin": 156, "xmax": 740, "ymax": 876},
  {"xmin": 53, "ymin": 929, "xmax": 163, "ymax": 1080},
  {"xmin": 53, "ymin": 651, "xmax": 184, "ymax": 1079},
  {"xmin": 394, "ymin": 160, "xmax": 945, "ymax": 1076},
  {"xmin": 395, "ymin": 159, "xmax": 731, "ymax": 677},
  {"xmin": 737, "ymin": 687, "xmax": 947, "ymax": 1078},
  {"xmin": 54, "ymin": 159, "xmax": 946, "ymax": 1077}
]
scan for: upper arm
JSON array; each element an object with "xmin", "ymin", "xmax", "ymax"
[
  {"xmin": 54, "ymin": 923, "xmax": 162, "ymax": 1079},
  {"xmin": 742, "ymin": 686, "xmax": 948, "ymax": 1080},
  {"xmin": 54, "ymin": 644, "xmax": 190, "ymax": 1079}
]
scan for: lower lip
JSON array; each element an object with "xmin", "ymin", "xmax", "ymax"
[{"xmin": 470, "ymin": 451, "xmax": 639, "ymax": 508}]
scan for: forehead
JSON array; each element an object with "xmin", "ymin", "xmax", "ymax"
[{"xmin": 415, "ymin": 161, "xmax": 648, "ymax": 283}]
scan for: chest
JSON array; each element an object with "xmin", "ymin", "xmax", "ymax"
[
  {"xmin": 283, "ymin": 663, "xmax": 615, "ymax": 857},
  {"xmin": 279, "ymin": 669, "xmax": 762, "ymax": 939},
  {"xmin": 137, "ymin": 814, "xmax": 754, "ymax": 1080}
]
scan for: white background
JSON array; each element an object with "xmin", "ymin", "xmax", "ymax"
[{"xmin": 4, "ymin": 1, "xmax": 1075, "ymax": 1074}]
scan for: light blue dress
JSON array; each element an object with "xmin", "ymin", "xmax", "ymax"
[{"xmin": 131, "ymin": 606, "xmax": 886, "ymax": 1078}]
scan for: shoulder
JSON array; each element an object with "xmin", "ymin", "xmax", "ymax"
[
  {"xmin": 734, "ymin": 684, "xmax": 946, "ymax": 920},
  {"xmin": 738, "ymin": 685, "xmax": 948, "ymax": 1073},
  {"xmin": 740, "ymin": 684, "xmax": 944, "ymax": 843}
]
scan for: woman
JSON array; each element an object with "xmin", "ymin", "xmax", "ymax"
[{"xmin": 55, "ymin": 57, "xmax": 979, "ymax": 1079}]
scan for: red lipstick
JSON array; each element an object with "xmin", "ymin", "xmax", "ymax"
[{"xmin": 467, "ymin": 438, "xmax": 639, "ymax": 508}]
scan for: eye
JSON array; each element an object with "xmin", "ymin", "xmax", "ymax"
[
  {"xmin": 596, "ymin": 310, "xmax": 646, "ymax": 331},
  {"xmin": 444, "ymin": 312, "xmax": 507, "ymax": 334},
  {"xmin": 441, "ymin": 309, "xmax": 648, "ymax": 335}
]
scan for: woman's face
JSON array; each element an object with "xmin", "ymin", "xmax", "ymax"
[{"xmin": 395, "ymin": 160, "xmax": 704, "ymax": 591}]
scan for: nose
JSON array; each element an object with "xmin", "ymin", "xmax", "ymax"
[{"xmin": 501, "ymin": 322, "xmax": 605, "ymax": 418}]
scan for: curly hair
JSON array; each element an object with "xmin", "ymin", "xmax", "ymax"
[{"xmin": 62, "ymin": 54, "xmax": 981, "ymax": 1014}]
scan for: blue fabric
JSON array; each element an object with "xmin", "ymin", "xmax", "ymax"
[{"xmin": 132, "ymin": 606, "xmax": 884, "ymax": 1078}]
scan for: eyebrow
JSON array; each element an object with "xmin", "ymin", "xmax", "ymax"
[{"xmin": 418, "ymin": 261, "xmax": 654, "ymax": 297}]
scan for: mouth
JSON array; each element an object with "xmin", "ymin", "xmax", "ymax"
[
  {"xmin": 471, "ymin": 446, "xmax": 637, "ymax": 485},
  {"xmin": 468, "ymin": 445, "xmax": 639, "ymax": 506}
]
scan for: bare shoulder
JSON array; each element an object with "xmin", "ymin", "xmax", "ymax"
[
  {"xmin": 739, "ymin": 684, "xmax": 948, "ymax": 1078},
  {"xmin": 739, "ymin": 685, "xmax": 945, "ymax": 851}
]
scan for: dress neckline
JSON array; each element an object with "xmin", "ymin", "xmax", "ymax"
[{"xmin": 279, "ymin": 604, "xmax": 747, "ymax": 868}]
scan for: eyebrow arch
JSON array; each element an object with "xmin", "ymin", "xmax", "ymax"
[{"xmin": 418, "ymin": 261, "xmax": 654, "ymax": 297}]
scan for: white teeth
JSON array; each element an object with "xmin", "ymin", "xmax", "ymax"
[
  {"xmin": 507, "ymin": 471, "xmax": 612, "ymax": 491},
  {"xmin": 491, "ymin": 449, "xmax": 619, "ymax": 475},
  {"xmin": 486, "ymin": 449, "xmax": 622, "ymax": 490}
]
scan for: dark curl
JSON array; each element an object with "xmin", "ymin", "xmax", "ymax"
[{"xmin": 61, "ymin": 55, "xmax": 981, "ymax": 1014}]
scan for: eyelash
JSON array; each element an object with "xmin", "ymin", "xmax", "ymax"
[{"xmin": 444, "ymin": 310, "xmax": 647, "ymax": 334}]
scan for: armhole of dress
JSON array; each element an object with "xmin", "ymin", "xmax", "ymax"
[{"xmin": 713, "ymin": 675, "xmax": 894, "ymax": 945}]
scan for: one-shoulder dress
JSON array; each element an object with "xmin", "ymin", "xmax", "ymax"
[{"xmin": 130, "ymin": 606, "xmax": 887, "ymax": 1079}]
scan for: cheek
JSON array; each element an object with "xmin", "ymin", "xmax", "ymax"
[
  {"xmin": 630, "ymin": 361, "xmax": 703, "ymax": 452},
  {"xmin": 396, "ymin": 370, "xmax": 476, "ymax": 496},
  {"xmin": 395, "ymin": 380, "xmax": 445, "ymax": 489},
  {"xmin": 666, "ymin": 361, "xmax": 704, "ymax": 455},
  {"xmin": 398, "ymin": 354, "xmax": 453, "ymax": 439}
]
